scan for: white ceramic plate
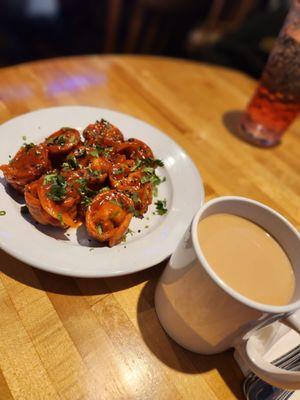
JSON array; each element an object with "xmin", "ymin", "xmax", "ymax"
[{"xmin": 0, "ymin": 106, "xmax": 204, "ymax": 277}]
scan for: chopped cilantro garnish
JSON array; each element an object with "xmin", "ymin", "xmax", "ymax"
[
  {"xmin": 64, "ymin": 155, "xmax": 78, "ymax": 170},
  {"xmin": 23, "ymin": 142, "xmax": 35, "ymax": 152},
  {"xmin": 77, "ymin": 177, "xmax": 87, "ymax": 187},
  {"xmin": 47, "ymin": 134, "xmax": 66, "ymax": 146},
  {"xmin": 99, "ymin": 186, "xmax": 110, "ymax": 193},
  {"xmin": 128, "ymin": 205, "xmax": 135, "ymax": 213},
  {"xmin": 130, "ymin": 158, "xmax": 142, "ymax": 172},
  {"xmin": 78, "ymin": 178, "xmax": 93, "ymax": 195},
  {"xmin": 44, "ymin": 173, "xmax": 58, "ymax": 184},
  {"xmin": 90, "ymin": 149, "xmax": 99, "ymax": 157},
  {"xmin": 61, "ymin": 162, "xmax": 70, "ymax": 170},
  {"xmin": 140, "ymin": 168, "xmax": 164, "ymax": 187},
  {"xmin": 155, "ymin": 199, "xmax": 168, "ymax": 215},
  {"xmin": 131, "ymin": 158, "xmax": 164, "ymax": 172},
  {"xmin": 20, "ymin": 205, "xmax": 29, "ymax": 214},
  {"xmin": 154, "ymin": 159, "xmax": 164, "ymax": 167},
  {"xmin": 100, "ymin": 119, "xmax": 111, "ymax": 128},
  {"xmin": 81, "ymin": 196, "xmax": 92, "ymax": 207},
  {"xmin": 131, "ymin": 192, "xmax": 140, "ymax": 204},
  {"xmin": 77, "ymin": 178, "xmax": 98, "ymax": 206},
  {"xmin": 151, "ymin": 174, "xmax": 165, "ymax": 187},
  {"xmin": 143, "ymin": 167, "xmax": 154, "ymax": 174},
  {"xmin": 110, "ymin": 199, "xmax": 123, "ymax": 208},
  {"xmin": 128, "ymin": 205, "xmax": 140, "ymax": 217},
  {"xmin": 22, "ymin": 135, "xmax": 27, "ymax": 141},
  {"xmin": 95, "ymin": 145, "xmax": 113, "ymax": 158},
  {"xmin": 97, "ymin": 224, "xmax": 103, "ymax": 236},
  {"xmin": 57, "ymin": 211, "xmax": 64, "ymax": 225},
  {"xmin": 140, "ymin": 175, "xmax": 149, "ymax": 184},
  {"xmin": 70, "ymin": 135, "xmax": 77, "ymax": 144},
  {"xmin": 44, "ymin": 173, "xmax": 67, "ymax": 202},
  {"xmin": 74, "ymin": 147, "xmax": 86, "ymax": 158},
  {"xmin": 113, "ymin": 167, "xmax": 124, "ymax": 175},
  {"xmin": 143, "ymin": 158, "xmax": 164, "ymax": 167}
]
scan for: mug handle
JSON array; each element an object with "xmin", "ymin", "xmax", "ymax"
[{"xmin": 236, "ymin": 314, "xmax": 300, "ymax": 391}]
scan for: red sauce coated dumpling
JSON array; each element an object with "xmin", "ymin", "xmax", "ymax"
[
  {"xmin": 83, "ymin": 119, "xmax": 124, "ymax": 148},
  {"xmin": 37, "ymin": 171, "xmax": 81, "ymax": 228},
  {"xmin": 45, "ymin": 127, "xmax": 81, "ymax": 156},
  {"xmin": 0, "ymin": 144, "xmax": 51, "ymax": 192},
  {"xmin": 86, "ymin": 190, "xmax": 133, "ymax": 247},
  {"xmin": 117, "ymin": 138, "xmax": 153, "ymax": 160},
  {"xmin": 24, "ymin": 178, "xmax": 61, "ymax": 226},
  {"xmin": 109, "ymin": 165, "xmax": 153, "ymax": 216}
]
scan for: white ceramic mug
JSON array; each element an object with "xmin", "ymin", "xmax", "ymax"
[{"xmin": 155, "ymin": 196, "xmax": 300, "ymax": 390}]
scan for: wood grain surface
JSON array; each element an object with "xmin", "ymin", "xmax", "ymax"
[{"xmin": 0, "ymin": 55, "xmax": 299, "ymax": 400}]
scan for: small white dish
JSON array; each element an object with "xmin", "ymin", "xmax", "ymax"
[{"xmin": 0, "ymin": 106, "xmax": 204, "ymax": 277}]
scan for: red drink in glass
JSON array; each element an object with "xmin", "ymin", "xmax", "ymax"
[{"xmin": 240, "ymin": 1, "xmax": 300, "ymax": 147}]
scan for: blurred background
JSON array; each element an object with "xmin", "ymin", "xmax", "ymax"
[{"xmin": 0, "ymin": 0, "xmax": 289, "ymax": 78}]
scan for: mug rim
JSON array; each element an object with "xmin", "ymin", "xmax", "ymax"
[{"xmin": 191, "ymin": 196, "xmax": 300, "ymax": 314}]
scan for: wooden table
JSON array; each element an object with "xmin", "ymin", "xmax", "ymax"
[{"xmin": 0, "ymin": 56, "xmax": 299, "ymax": 400}]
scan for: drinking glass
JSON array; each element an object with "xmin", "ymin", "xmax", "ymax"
[{"xmin": 239, "ymin": 1, "xmax": 300, "ymax": 147}]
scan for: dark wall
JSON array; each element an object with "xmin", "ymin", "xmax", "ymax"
[{"xmin": 0, "ymin": 0, "xmax": 289, "ymax": 78}]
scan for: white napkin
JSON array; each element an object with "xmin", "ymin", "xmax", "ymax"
[{"xmin": 234, "ymin": 317, "xmax": 300, "ymax": 399}]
